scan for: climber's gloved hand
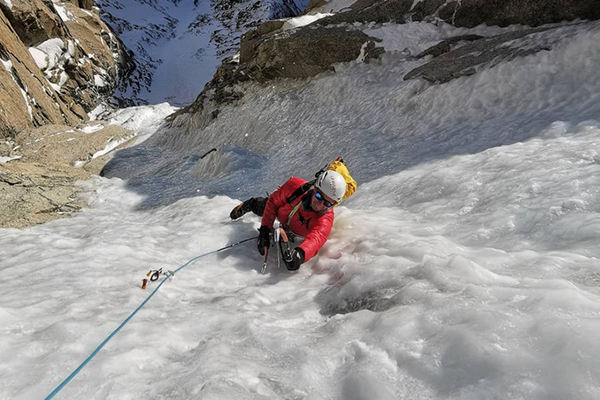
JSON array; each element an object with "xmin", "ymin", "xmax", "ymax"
[
  {"xmin": 257, "ymin": 226, "xmax": 273, "ymax": 255},
  {"xmin": 283, "ymin": 248, "xmax": 305, "ymax": 271}
]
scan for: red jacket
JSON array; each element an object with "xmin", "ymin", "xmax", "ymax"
[{"xmin": 261, "ymin": 177, "xmax": 334, "ymax": 261}]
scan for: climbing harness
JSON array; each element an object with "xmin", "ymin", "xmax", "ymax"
[
  {"xmin": 43, "ymin": 236, "xmax": 256, "ymax": 400},
  {"xmin": 286, "ymin": 196, "xmax": 305, "ymax": 226}
]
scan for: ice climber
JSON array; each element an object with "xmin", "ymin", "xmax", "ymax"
[{"xmin": 230, "ymin": 159, "xmax": 356, "ymax": 271}]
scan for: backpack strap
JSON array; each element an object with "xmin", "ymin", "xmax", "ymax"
[{"xmin": 286, "ymin": 180, "xmax": 315, "ymax": 205}]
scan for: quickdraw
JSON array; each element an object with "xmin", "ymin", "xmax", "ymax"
[{"xmin": 141, "ymin": 268, "xmax": 174, "ymax": 289}]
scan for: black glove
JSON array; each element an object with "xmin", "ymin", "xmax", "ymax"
[
  {"xmin": 283, "ymin": 248, "xmax": 305, "ymax": 271},
  {"xmin": 257, "ymin": 226, "xmax": 273, "ymax": 255}
]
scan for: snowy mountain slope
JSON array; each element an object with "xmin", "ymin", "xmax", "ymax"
[
  {"xmin": 2, "ymin": 3, "xmax": 600, "ymax": 400},
  {"xmin": 102, "ymin": 20, "xmax": 600, "ymax": 209},
  {"xmin": 4, "ymin": 25, "xmax": 600, "ymax": 395},
  {"xmin": 96, "ymin": 0, "xmax": 309, "ymax": 105}
]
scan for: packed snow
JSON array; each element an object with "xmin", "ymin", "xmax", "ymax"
[
  {"xmin": 53, "ymin": 1, "xmax": 76, "ymax": 22},
  {"xmin": 282, "ymin": 13, "xmax": 334, "ymax": 31},
  {"xmin": 0, "ymin": 0, "xmax": 12, "ymax": 10},
  {"xmin": 2, "ymin": 18, "xmax": 600, "ymax": 400},
  {"xmin": 0, "ymin": 155, "xmax": 21, "ymax": 164}
]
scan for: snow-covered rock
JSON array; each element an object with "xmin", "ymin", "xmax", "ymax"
[
  {"xmin": 95, "ymin": 0, "xmax": 310, "ymax": 106},
  {"xmin": 0, "ymin": 0, "xmax": 130, "ymax": 133}
]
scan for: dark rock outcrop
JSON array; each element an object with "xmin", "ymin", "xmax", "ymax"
[
  {"xmin": 430, "ymin": 0, "xmax": 600, "ymax": 28},
  {"xmin": 404, "ymin": 21, "xmax": 593, "ymax": 83},
  {"xmin": 240, "ymin": 25, "xmax": 383, "ymax": 81},
  {"xmin": 1, "ymin": 0, "xmax": 68, "ymax": 46},
  {"xmin": 168, "ymin": 20, "xmax": 384, "ymax": 131},
  {"xmin": 310, "ymin": 0, "xmax": 600, "ymax": 28},
  {"xmin": 414, "ymin": 34, "xmax": 484, "ymax": 59},
  {"xmin": 171, "ymin": 0, "xmax": 600, "ymax": 134}
]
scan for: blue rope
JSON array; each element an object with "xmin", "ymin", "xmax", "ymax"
[{"xmin": 44, "ymin": 236, "xmax": 256, "ymax": 400}]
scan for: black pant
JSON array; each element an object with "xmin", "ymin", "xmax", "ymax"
[{"xmin": 245, "ymin": 197, "xmax": 268, "ymax": 216}]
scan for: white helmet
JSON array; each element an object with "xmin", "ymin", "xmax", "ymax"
[{"xmin": 316, "ymin": 170, "xmax": 346, "ymax": 203}]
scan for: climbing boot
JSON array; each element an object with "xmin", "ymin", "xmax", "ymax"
[{"xmin": 230, "ymin": 198, "xmax": 253, "ymax": 220}]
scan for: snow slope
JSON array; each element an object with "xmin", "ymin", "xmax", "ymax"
[{"xmin": 2, "ymin": 17, "xmax": 600, "ymax": 400}]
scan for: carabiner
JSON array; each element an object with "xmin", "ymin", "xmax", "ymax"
[{"xmin": 149, "ymin": 268, "xmax": 162, "ymax": 281}]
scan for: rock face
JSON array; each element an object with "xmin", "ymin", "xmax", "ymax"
[
  {"xmin": 0, "ymin": 121, "xmax": 135, "ymax": 228},
  {"xmin": 169, "ymin": 0, "xmax": 600, "ymax": 134},
  {"xmin": 240, "ymin": 25, "xmax": 383, "ymax": 81},
  {"xmin": 427, "ymin": 0, "xmax": 600, "ymax": 28},
  {"xmin": 0, "ymin": 1, "xmax": 136, "ymax": 229},
  {"xmin": 403, "ymin": 28, "xmax": 550, "ymax": 83},
  {"xmin": 403, "ymin": 20, "xmax": 599, "ymax": 84},
  {"xmin": 0, "ymin": 0, "xmax": 130, "ymax": 133},
  {"xmin": 3, "ymin": 0, "xmax": 598, "ymax": 228},
  {"xmin": 168, "ymin": 15, "xmax": 384, "ymax": 132},
  {"xmin": 309, "ymin": 0, "xmax": 600, "ymax": 28},
  {"xmin": 0, "ymin": 9, "xmax": 80, "ymax": 134}
]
